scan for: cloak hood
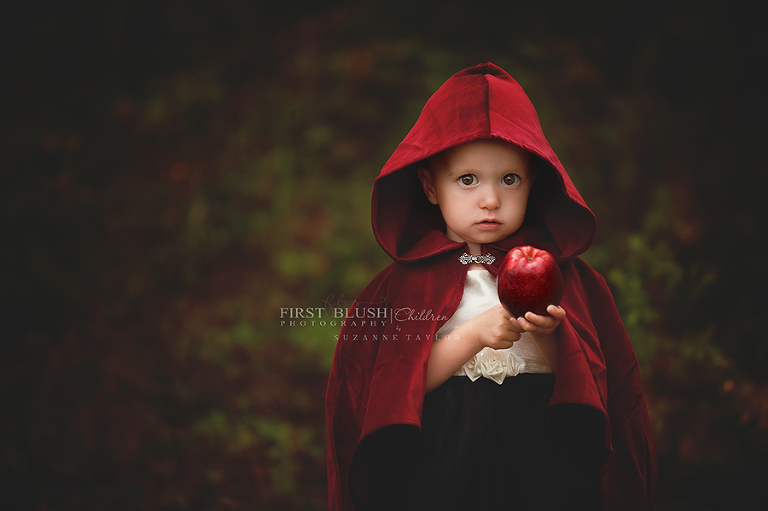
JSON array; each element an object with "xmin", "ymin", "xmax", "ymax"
[{"xmin": 372, "ymin": 62, "xmax": 597, "ymax": 263}]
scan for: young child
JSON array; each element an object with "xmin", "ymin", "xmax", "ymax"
[{"xmin": 326, "ymin": 63, "xmax": 657, "ymax": 510}]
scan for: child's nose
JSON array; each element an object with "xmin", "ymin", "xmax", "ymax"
[{"xmin": 479, "ymin": 186, "xmax": 501, "ymax": 209}]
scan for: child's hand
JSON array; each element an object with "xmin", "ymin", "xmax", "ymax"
[
  {"xmin": 516, "ymin": 305, "xmax": 566, "ymax": 336},
  {"xmin": 467, "ymin": 304, "xmax": 524, "ymax": 350}
]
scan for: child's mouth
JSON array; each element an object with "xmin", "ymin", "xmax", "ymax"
[{"xmin": 476, "ymin": 220, "xmax": 501, "ymax": 231}]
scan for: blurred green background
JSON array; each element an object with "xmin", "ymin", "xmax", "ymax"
[{"xmin": 1, "ymin": 0, "xmax": 766, "ymax": 509}]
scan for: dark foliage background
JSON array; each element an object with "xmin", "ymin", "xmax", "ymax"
[{"xmin": 2, "ymin": 0, "xmax": 766, "ymax": 509}]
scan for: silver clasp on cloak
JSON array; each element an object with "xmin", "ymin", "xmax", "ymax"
[{"xmin": 458, "ymin": 253, "xmax": 496, "ymax": 265}]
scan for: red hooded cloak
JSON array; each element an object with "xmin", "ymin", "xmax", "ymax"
[{"xmin": 326, "ymin": 62, "xmax": 657, "ymax": 510}]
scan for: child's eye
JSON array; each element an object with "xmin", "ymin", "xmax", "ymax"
[
  {"xmin": 459, "ymin": 174, "xmax": 478, "ymax": 186},
  {"xmin": 502, "ymin": 174, "xmax": 520, "ymax": 186}
]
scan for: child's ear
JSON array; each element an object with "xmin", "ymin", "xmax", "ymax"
[{"xmin": 417, "ymin": 166, "xmax": 439, "ymax": 205}]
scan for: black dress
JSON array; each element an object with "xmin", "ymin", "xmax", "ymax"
[{"xmin": 408, "ymin": 374, "xmax": 605, "ymax": 511}]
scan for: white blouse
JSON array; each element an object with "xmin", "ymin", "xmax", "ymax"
[{"xmin": 435, "ymin": 269, "xmax": 554, "ymax": 384}]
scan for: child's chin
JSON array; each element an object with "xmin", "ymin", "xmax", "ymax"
[{"xmin": 472, "ymin": 233, "xmax": 509, "ymax": 245}]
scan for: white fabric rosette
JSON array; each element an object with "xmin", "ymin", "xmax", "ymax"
[
  {"xmin": 480, "ymin": 348, "xmax": 507, "ymax": 384},
  {"xmin": 463, "ymin": 352, "xmax": 481, "ymax": 382},
  {"xmin": 460, "ymin": 347, "xmax": 526, "ymax": 384},
  {"xmin": 503, "ymin": 351, "xmax": 525, "ymax": 378}
]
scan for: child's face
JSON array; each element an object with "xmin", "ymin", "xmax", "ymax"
[{"xmin": 418, "ymin": 139, "xmax": 534, "ymax": 254}]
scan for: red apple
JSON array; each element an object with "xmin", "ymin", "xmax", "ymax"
[{"xmin": 497, "ymin": 246, "xmax": 563, "ymax": 317}]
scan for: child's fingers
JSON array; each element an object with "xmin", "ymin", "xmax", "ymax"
[
  {"xmin": 516, "ymin": 315, "xmax": 544, "ymax": 334},
  {"xmin": 523, "ymin": 306, "xmax": 565, "ymax": 325},
  {"xmin": 517, "ymin": 306, "xmax": 565, "ymax": 334},
  {"xmin": 546, "ymin": 305, "xmax": 566, "ymax": 320},
  {"xmin": 507, "ymin": 315, "xmax": 525, "ymax": 332},
  {"xmin": 500, "ymin": 329, "xmax": 521, "ymax": 347},
  {"xmin": 521, "ymin": 312, "xmax": 554, "ymax": 328}
]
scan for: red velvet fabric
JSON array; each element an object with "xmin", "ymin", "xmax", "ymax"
[{"xmin": 326, "ymin": 63, "xmax": 657, "ymax": 510}]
